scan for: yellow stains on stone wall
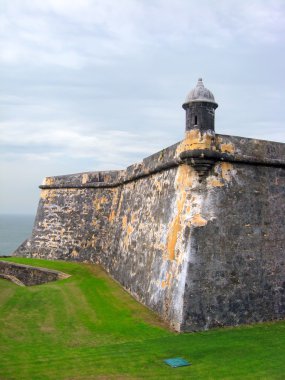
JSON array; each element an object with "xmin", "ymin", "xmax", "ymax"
[
  {"xmin": 207, "ymin": 178, "xmax": 224, "ymax": 187},
  {"xmin": 162, "ymin": 272, "xmax": 172, "ymax": 288},
  {"xmin": 127, "ymin": 223, "xmax": 134, "ymax": 235},
  {"xmin": 166, "ymin": 164, "xmax": 197, "ymax": 260},
  {"xmin": 190, "ymin": 213, "xmax": 208, "ymax": 227},
  {"xmin": 109, "ymin": 210, "xmax": 116, "ymax": 222},
  {"xmin": 176, "ymin": 129, "xmax": 215, "ymax": 156},
  {"xmin": 122, "ymin": 220, "xmax": 135, "ymax": 249},
  {"xmin": 82, "ymin": 174, "xmax": 89, "ymax": 184},
  {"xmin": 175, "ymin": 164, "xmax": 196, "ymax": 188},
  {"xmin": 108, "ymin": 188, "xmax": 120, "ymax": 223},
  {"xmin": 116, "ymin": 174, "xmax": 170, "ymax": 255},
  {"xmin": 122, "ymin": 215, "xmax": 128, "ymax": 229},
  {"xmin": 154, "ymin": 178, "xmax": 163, "ymax": 192},
  {"xmin": 93, "ymin": 196, "xmax": 108, "ymax": 211},
  {"xmin": 216, "ymin": 136, "xmax": 236, "ymax": 154},
  {"xmin": 131, "ymin": 213, "xmax": 136, "ymax": 224},
  {"xmin": 207, "ymin": 162, "xmax": 235, "ymax": 189},
  {"xmin": 185, "ymin": 193, "xmax": 209, "ymax": 229},
  {"xmin": 71, "ymin": 249, "xmax": 79, "ymax": 258},
  {"xmin": 221, "ymin": 162, "xmax": 234, "ymax": 181},
  {"xmin": 176, "ymin": 131, "xmax": 236, "ymax": 159},
  {"xmin": 121, "ymin": 210, "xmax": 137, "ymax": 250},
  {"xmin": 42, "ymin": 177, "xmax": 54, "ymax": 186},
  {"xmin": 166, "ymin": 163, "xmax": 214, "ymax": 260},
  {"xmin": 40, "ymin": 189, "xmax": 57, "ymax": 200},
  {"xmin": 167, "ymin": 214, "xmax": 182, "ymax": 260},
  {"xmin": 40, "ymin": 189, "xmax": 49, "ymax": 199},
  {"xmin": 220, "ymin": 143, "xmax": 235, "ymax": 154}
]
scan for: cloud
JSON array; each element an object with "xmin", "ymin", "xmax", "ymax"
[
  {"xmin": 0, "ymin": 120, "xmax": 166, "ymax": 168},
  {"xmin": 1, "ymin": 0, "xmax": 284, "ymax": 68}
]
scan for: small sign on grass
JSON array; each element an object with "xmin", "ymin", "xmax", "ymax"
[{"xmin": 164, "ymin": 357, "xmax": 191, "ymax": 368}]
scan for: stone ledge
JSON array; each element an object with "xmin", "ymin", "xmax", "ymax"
[
  {"xmin": 0, "ymin": 273, "xmax": 25, "ymax": 286},
  {"xmin": 39, "ymin": 134, "xmax": 285, "ymax": 190}
]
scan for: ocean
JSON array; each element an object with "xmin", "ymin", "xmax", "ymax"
[{"xmin": 0, "ymin": 214, "xmax": 35, "ymax": 256}]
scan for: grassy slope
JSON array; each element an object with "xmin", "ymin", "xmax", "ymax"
[{"xmin": 0, "ymin": 257, "xmax": 284, "ymax": 380}]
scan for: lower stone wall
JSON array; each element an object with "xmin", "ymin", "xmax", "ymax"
[
  {"xmin": 15, "ymin": 165, "xmax": 192, "ymax": 328},
  {"xmin": 101, "ymin": 166, "xmax": 187, "ymax": 328},
  {"xmin": 0, "ymin": 261, "xmax": 70, "ymax": 286},
  {"xmin": 27, "ymin": 187, "xmax": 117, "ymax": 262}
]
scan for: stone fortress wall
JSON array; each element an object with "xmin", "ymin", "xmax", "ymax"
[{"xmin": 15, "ymin": 79, "xmax": 285, "ymax": 331}]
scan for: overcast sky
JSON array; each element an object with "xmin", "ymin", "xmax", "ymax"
[{"xmin": 1, "ymin": 0, "xmax": 284, "ymax": 214}]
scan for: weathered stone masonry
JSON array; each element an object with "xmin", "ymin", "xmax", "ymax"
[
  {"xmin": 14, "ymin": 79, "xmax": 285, "ymax": 332},
  {"xmin": 0, "ymin": 261, "xmax": 70, "ymax": 286}
]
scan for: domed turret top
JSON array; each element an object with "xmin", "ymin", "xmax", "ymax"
[{"xmin": 183, "ymin": 78, "xmax": 218, "ymax": 109}]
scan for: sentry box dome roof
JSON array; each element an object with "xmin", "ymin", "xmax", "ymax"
[{"xmin": 183, "ymin": 78, "xmax": 218, "ymax": 109}]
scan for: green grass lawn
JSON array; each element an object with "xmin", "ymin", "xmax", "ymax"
[{"xmin": 0, "ymin": 257, "xmax": 284, "ymax": 380}]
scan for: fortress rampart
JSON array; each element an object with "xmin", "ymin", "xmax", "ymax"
[{"xmin": 14, "ymin": 79, "xmax": 285, "ymax": 331}]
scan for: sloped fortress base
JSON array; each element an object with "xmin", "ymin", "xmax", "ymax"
[{"xmin": 14, "ymin": 79, "xmax": 285, "ymax": 331}]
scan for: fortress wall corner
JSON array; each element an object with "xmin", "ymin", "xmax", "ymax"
[
  {"xmin": 180, "ymin": 135, "xmax": 285, "ymax": 331},
  {"xmin": 14, "ymin": 134, "xmax": 285, "ymax": 331}
]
